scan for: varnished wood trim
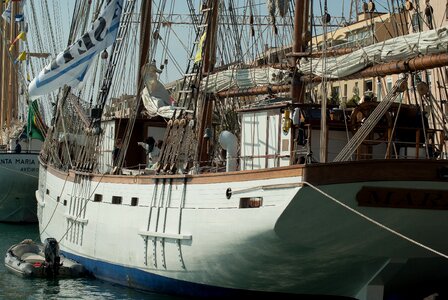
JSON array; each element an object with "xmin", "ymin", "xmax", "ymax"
[
  {"xmin": 43, "ymin": 163, "xmax": 303, "ymax": 185},
  {"xmin": 184, "ymin": 166, "xmax": 303, "ymax": 184},
  {"xmin": 40, "ymin": 157, "xmax": 448, "ymax": 187}
]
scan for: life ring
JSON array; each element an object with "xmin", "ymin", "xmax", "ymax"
[{"xmin": 350, "ymin": 102, "xmax": 392, "ymax": 145}]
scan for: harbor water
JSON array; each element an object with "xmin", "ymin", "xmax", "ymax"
[
  {"xmin": 0, "ymin": 223, "xmax": 184, "ymax": 300},
  {"xmin": 2, "ymin": 223, "xmax": 448, "ymax": 300}
]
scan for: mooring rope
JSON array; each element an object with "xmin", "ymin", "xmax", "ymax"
[
  {"xmin": 303, "ymin": 181, "xmax": 448, "ymax": 259},
  {"xmin": 58, "ymin": 172, "xmax": 106, "ymax": 243},
  {"xmin": 39, "ymin": 173, "xmax": 70, "ymax": 238}
]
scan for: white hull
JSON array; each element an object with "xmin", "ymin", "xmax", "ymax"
[
  {"xmin": 37, "ymin": 160, "xmax": 448, "ymax": 298},
  {"xmin": 0, "ymin": 153, "xmax": 39, "ymax": 223}
]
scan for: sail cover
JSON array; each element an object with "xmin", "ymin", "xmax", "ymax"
[
  {"xmin": 28, "ymin": 0, "xmax": 124, "ymax": 97},
  {"xmin": 299, "ymin": 25, "xmax": 448, "ymax": 79},
  {"xmin": 200, "ymin": 67, "xmax": 290, "ymax": 93}
]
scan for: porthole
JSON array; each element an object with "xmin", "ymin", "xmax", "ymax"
[
  {"xmin": 239, "ymin": 197, "xmax": 263, "ymax": 208},
  {"xmin": 94, "ymin": 194, "xmax": 103, "ymax": 202},
  {"xmin": 112, "ymin": 196, "xmax": 122, "ymax": 204}
]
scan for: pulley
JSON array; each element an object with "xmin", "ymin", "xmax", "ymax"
[
  {"xmin": 425, "ymin": 4, "xmax": 433, "ymax": 17},
  {"xmin": 101, "ymin": 50, "xmax": 108, "ymax": 59},
  {"xmin": 322, "ymin": 13, "xmax": 331, "ymax": 24},
  {"xmin": 367, "ymin": 0, "xmax": 375, "ymax": 13}
]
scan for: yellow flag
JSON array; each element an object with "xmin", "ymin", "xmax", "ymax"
[
  {"xmin": 17, "ymin": 51, "xmax": 27, "ymax": 61},
  {"xmin": 17, "ymin": 31, "xmax": 26, "ymax": 41},
  {"xmin": 9, "ymin": 31, "xmax": 27, "ymax": 51},
  {"xmin": 194, "ymin": 32, "xmax": 207, "ymax": 63}
]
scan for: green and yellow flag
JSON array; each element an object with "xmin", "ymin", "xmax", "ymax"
[{"xmin": 27, "ymin": 100, "xmax": 45, "ymax": 141}]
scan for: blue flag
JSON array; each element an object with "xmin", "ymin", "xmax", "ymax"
[
  {"xmin": 15, "ymin": 13, "xmax": 24, "ymax": 22},
  {"xmin": 28, "ymin": 0, "xmax": 124, "ymax": 97},
  {"xmin": 1, "ymin": 1, "xmax": 11, "ymax": 23}
]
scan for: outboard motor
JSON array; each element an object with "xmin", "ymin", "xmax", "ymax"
[{"xmin": 44, "ymin": 238, "xmax": 61, "ymax": 277}]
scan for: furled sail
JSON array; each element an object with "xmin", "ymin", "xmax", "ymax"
[
  {"xmin": 28, "ymin": 0, "xmax": 124, "ymax": 97},
  {"xmin": 200, "ymin": 67, "xmax": 290, "ymax": 93},
  {"xmin": 299, "ymin": 26, "xmax": 448, "ymax": 79}
]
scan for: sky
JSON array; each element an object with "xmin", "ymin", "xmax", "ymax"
[
  {"xmin": 39, "ymin": 1, "xmax": 395, "ymax": 86},
  {"xmin": 151, "ymin": 0, "xmax": 394, "ymax": 83}
]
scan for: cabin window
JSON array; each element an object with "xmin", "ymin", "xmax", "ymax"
[
  {"xmin": 239, "ymin": 197, "xmax": 263, "ymax": 208},
  {"xmin": 131, "ymin": 197, "xmax": 139, "ymax": 206},
  {"xmin": 331, "ymin": 86, "xmax": 339, "ymax": 104},
  {"xmin": 57, "ymin": 196, "xmax": 60, "ymax": 202},
  {"xmin": 364, "ymin": 80, "xmax": 373, "ymax": 93},
  {"xmin": 63, "ymin": 200, "xmax": 67, "ymax": 206},
  {"xmin": 94, "ymin": 194, "xmax": 103, "ymax": 202},
  {"xmin": 353, "ymin": 82, "xmax": 359, "ymax": 96},
  {"xmin": 386, "ymin": 77, "xmax": 392, "ymax": 92},
  {"xmin": 46, "ymin": 189, "xmax": 50, "ymax": 195},
  {"xmin": 425, "ymin": 70, "xmax": 432, "ymax": 87},
  {"xmin": 376, "ymin": 79, "xmax": 382, "ymax": 102},
  {"xmin": 112, "ymin": 196, "xmax": 122, "ymax": 205},
  {"xmin": 281, "ymin": 139, "xmax": 289, "ymax": 151}
]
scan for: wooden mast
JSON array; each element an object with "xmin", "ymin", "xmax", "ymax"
[
  {"xmin": 8, "ymin": 1, "xmax": 18, "ymax": 131},
  {"xmin": 196, "ymin": 0, "xmax": 219, "ymax": 169},
  {"xmin": 290, "ymin": 0, "xmax": 310, "ymax": 165},
  {"xmin": 0, "ymin": 2, "xmax": 3, "ymax": 145},
  {"xmin": 139, "ymin": 0, "xmax": 151, "ymax": 86},
  {"xmin": 1, "ymin": 1, "xmax": 10, "ymax": 143},
  {"xmin": 137, "ymin": 0, "xmax": 152, "ymax": 118},
  {"xmin": 291, "ymin": 0, "xmax": 309, "ymax": 104},
  {"xmin": 320, "ymin": 1, "xmax": 329, "ymax": 163}
]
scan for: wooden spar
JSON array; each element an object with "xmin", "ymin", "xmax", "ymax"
[
  {"xmin": 343, "ymin": 53, "xmax": 448, "ymax": 79},
  {"xmin": 216, "ymin": 85, "xmax": 290, "ymax": 98},
  {"xmin": 303, "ymin": 53, "xmax": 448, "ymax": 82},
  {"xmin": 214, "ymin": 53, "xmax": 448, "ymax": 98},
  {"xmin": 291, "ymin": 0, "xmax": 309, "ymax": 104},
  {"xmin": 27, "ymin": 52, "xmax": 51, "ymax": 58}
]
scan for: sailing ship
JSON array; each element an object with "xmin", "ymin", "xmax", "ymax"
[
  {"xmin": 34, "ymin": 0, "xmax": 448, "ymax": 298},
  {"xmin": 0, "ymin": 0, "xmax": 46, "ymax": 223}
]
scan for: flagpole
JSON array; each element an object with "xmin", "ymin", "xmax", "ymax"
[{"xmin": 8, "ymin": 0, "xmax": 18, "ymax": 132}]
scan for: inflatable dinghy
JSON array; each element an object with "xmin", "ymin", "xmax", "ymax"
[{"xmin": 4, "ymin": 238, "xmax": 86, "ymax": 278}]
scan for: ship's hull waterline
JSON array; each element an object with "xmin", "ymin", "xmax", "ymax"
[
  {"xmin": 37, "ymin": 160, "xmax": 448, "ymax": 298},
  {"xmin": 0, "ymin": 153, "xmax": 39, "ymax": 223}
]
